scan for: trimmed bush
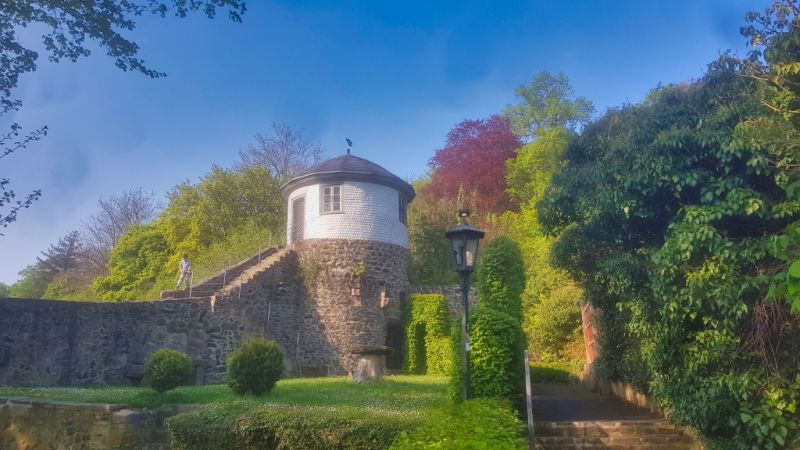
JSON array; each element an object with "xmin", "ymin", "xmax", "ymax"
[
  {"xmin": 390, "ymin": 398, "xmax": 526, "ymax": 450},
  {"xmin": 404, "ymin": 294, "xmax": 452, "ymax": 375},
  {"xmin": 471, "ymin": 308, "xmax": 525, "ymax": 400},
  {"xmin": 167, "ymin": 404, "xmax": 413, "ymax": 450},
  {"xmin": 448, "ymin": 322, "xmax": 464, "ymax": 403},
  {"xmin": 227, "ymin": 338, "xmax": 284, "ymax": 396},
  {"xmin": 143, "ymin": 349, "xmax": 193, "ymax": 393},
  {"xmin": 476, "ymin": 237, "xmax": 525, "ymax": 321}
]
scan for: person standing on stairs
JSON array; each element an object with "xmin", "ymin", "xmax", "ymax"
[{"xmin": 176, "ymin": 254, "xmax": 193, "ymax": 290}]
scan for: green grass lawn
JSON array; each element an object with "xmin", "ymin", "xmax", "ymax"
[
  {"xmin": 0, "ymin": 375, "xmax": 449, "ymax": 411},
  {"xmin": 0, "ymin": 375, "xmax": 526, "ymax": 449}
]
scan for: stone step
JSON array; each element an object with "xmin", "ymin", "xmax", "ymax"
[
  {"xmin": 534, "ymin": 420, "xmax": 699, "ymax": 450},
  {"xmin": 162, "ymin": 247, "xmax": 282, "ymax": 299},
  {"xmin": 212, "ymin": 248, "xmax": 293, "ymax": 299}
]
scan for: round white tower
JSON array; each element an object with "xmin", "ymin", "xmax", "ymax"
[
  {"xmin": 281, "ymin": 154, "xmax": 415, "ymax": 247},
  {"xmin": 280, "ymin": 154, "xmax": 416, "ymax": 375}
]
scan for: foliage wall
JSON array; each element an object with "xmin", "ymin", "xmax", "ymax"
[
  {"xmin": 404, "ymin": 294, "xmax": 453, "ymax": 375},
  {"xmin": 540, "ymin": 55, "xmax": 800, "ymax": 449}
]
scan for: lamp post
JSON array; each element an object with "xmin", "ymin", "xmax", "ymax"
[{"xmin": 445, "ymin": 209, "xmax": 484, "ymax": 400}]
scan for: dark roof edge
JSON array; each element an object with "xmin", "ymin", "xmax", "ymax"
[{"xmin": 281, "ymin": 172, "xmax": 416, "ymax": 201}]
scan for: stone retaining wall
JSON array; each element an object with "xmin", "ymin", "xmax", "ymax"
[
  {"xmin": 0, "ymin": 397, "xmax": 186, "ymax": 450},
  {"xmin": 0, "ymin": 252, "xmax": 302, "ymax": 387},
  {"xmin": 0, "ymin": 240, "xmax": 414, "ymax": 386}
]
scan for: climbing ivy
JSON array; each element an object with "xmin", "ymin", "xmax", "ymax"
[
  {"xmin": 404, "ymin": 294, "xmax": 453, "ymax": 375},
  {"xmin": 475, "ymin": 237, "xmax": 526, "ymax": 321}
]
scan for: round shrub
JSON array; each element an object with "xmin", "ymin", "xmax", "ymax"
[
  {"xmin": 227, "ymin": 338, "xmax": 284, "ymax": 395},
  {"xmin": 476, "ymin": 237, "xmax": 525, "ymax": 321},
  {"xmin": 144, "ymin": 349, "xmax": 193, "ymax": 393},
  {"xmin": 470, "ymin": 308, "xmax": 525, "ymax": 400}
]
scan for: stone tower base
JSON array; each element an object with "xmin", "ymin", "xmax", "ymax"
[{"xmin": 294, "ymin": 239, "xmax": 409, "ymax": 375}]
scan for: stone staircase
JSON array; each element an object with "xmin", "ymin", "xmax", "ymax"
[
  {"xmin": 530, "ymin": 383, "xmax": 700, "ymax": 450},
  {"xmin": 534, "ymin": 420, "xmax": 700, "ymax": 449},
  {"xmin": 161, "ymin": 247, "xmax": 289, "ymax": 299}
]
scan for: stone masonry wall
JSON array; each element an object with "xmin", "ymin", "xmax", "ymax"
[
  {"xmin": 0, "ymin": 252, "xmax": 302, "ymax": 387},
  {"xmin": 411, "ymin": 285, "xmax": 477, "ymax": 318},
  {"xmin": 295, "ymin": 239, "xmax": 410, "ymax": 375},
  {"xmin": 0, "ymin": 241, "xmax": 410, "ymax": 386},
  {"xmin": 0, "ymin": 397, "xmax": 183, "ymax": 450}
]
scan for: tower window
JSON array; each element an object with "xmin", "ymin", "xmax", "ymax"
[
  {"xmin": 399, "ymin": 195, "xmax": 407, "ymax": 225},
  {"xmin": 321, "ymin": 185, "xmax": 342, "ymax": 213}
]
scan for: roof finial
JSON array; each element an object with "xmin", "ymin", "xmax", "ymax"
[{"xmin": 346, "ymin": 138, "xmax": 353, "ymax": 155}]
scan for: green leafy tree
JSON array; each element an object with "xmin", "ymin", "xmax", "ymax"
[
  {"xmin": 94, "ymin": 164, "xmax": 286, "ymax": 300},
  {"xmin": 0, "ymin": 282, "xmax": 8, "ymax": 297},
  {"xmin": 741, "ymin": 1, "xmax": 800, "ymax": 315},
  {"xmin": 160, "ymin": 165, "xmax": 283, "ymax": 255},
  {"xmin": 541, "ymin": 55, "xmax": 800, "ymax": 449},
  {"xmin": 505, "ymin": 72, "xmax": 594, "ymax": 141},
  {"xmin": 8, "ymin": 230, "xmax": 85, "ymax": 298},
  {"xmin": 527, "ymin": 283, "xmax": 584, "ymax": 361},
  {"xmin": 407, "ymin": 178, "xmax": 459, "ymax": 285},
  {"xmin": 93, "ymin": 224, "xmax": 172, "ymax": 301},
  {"xmin": 499, "ymin": 73, "xmax": 591, "ymax": 361}
]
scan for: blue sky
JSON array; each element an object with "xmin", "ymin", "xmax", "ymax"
[{"xmin": 0, "ymin": 0, "xmax": 769, "ymax": 284}]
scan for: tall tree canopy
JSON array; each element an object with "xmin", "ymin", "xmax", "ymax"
[
  {"xmin": 82, "ymin": 188, "xmax": 160, "ymax": 272},
  {"xmin": 540, "ymin": 56, "xmax": 800, "ymax": 449},
  {"xmin": 505, "ymin": 72, "xmax": 594, "ymax": 140},
  {"xmin": 500, "ymin": 72, "xmax": 592, "ymax": 360},
  {"xmin": 427, "ymin": 115, "xmax": 521, "ymax": 215},
  {"xmin": 238, "ymin": 122, "xmax": 324, "ymax": 182}
]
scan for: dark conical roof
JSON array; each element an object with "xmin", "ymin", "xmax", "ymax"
[{"xmin": 281, "ymin": 154, "xmax": 415, "ymax": 200}]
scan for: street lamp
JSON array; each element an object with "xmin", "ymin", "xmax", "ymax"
[{"xmin": 445, "ymin": 209, "xmax": 484, "ymax": 400}]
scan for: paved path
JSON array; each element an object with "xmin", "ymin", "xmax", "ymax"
[{"xmin": 532, "ymin": 383, "xmax": 661, "ymax": 422}]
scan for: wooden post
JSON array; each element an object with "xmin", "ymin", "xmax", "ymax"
[{"xmin": 525, "ymin": 350, "xmax": 534, "ymax": 447}]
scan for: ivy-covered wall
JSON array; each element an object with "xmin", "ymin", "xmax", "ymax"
[{"xmin": 404, "ymin": 294, "xmax": 452, "ymax": 375}]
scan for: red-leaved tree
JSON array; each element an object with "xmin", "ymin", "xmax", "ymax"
[{"xmin": 428, "ymin": 115, "xmax": 522, "ymax": 215}]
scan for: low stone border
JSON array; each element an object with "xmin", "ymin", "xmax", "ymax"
[{"xmin": 0, "ymin": 396, "xmax": 197, "ymax": 450}]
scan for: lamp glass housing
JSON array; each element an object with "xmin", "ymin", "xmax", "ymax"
[{"xmin": 445, "ymin": 221, "xmax": 484, "ymax": 274}]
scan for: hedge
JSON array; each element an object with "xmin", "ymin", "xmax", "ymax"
[
  {"xmin": 475, "ymin": 237, "xmax": 525, "ymax": 321},
  {"xmin": 470, "ymin": 308, "xmax": 525, "ymax": 400},
  {"xmin": 405, "ymin": 294, "xmax": 453, "ymax": 375},
  {"xmin": 390, "ymin": 398, "xmax": 526, "ymax": 450},
  {"xmin": 167, "ymin": 404, "xmax": 413, "ymax": 450}
]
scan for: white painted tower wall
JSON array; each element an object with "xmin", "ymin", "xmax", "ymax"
[{"xmin": 286, "ymin": 181, "xmax": 409, "ymax": 247}]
